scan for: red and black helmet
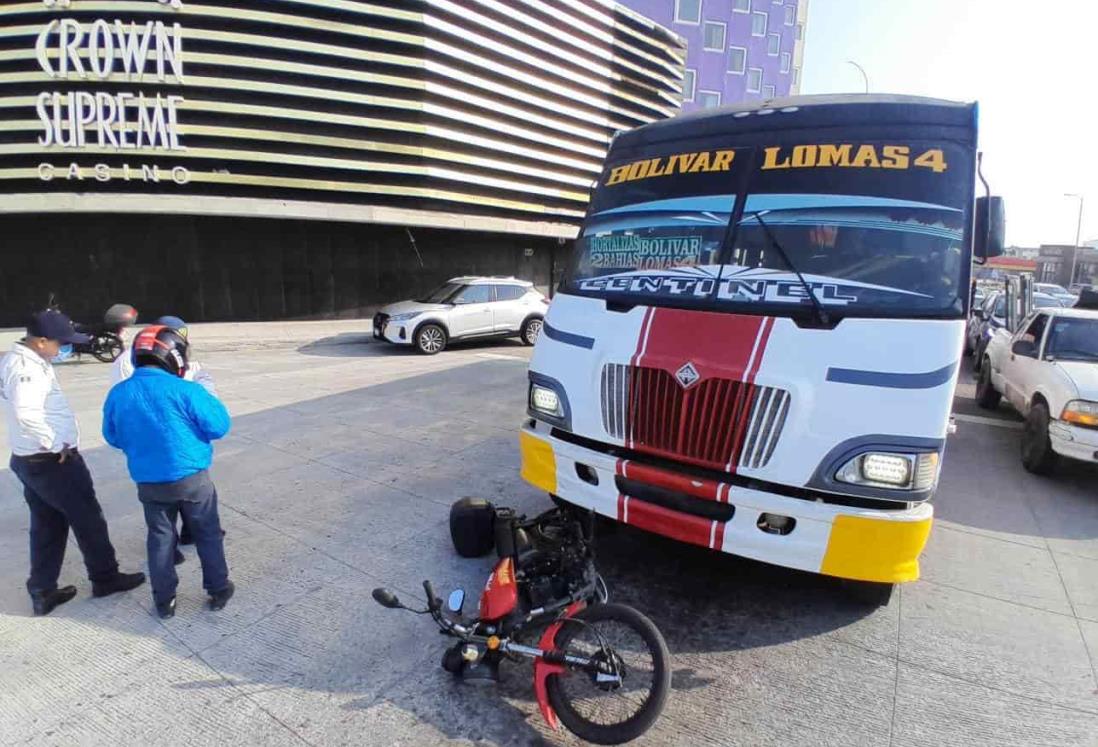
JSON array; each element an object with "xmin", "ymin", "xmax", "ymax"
[{"xmin": 132, "ymin": 325, "xmax": 189, "ymax": 377}]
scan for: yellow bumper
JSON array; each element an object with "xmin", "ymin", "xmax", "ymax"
[
  {"xmin": 520, "ymin": 430, "xmax": 557, "ymax": 494},
  {"xmin": 520, "ymin": 427, "xmax": 932, "ymax": 584},
  {"xmin": 820, "ymin": 513, "xmax": 933, "ymax": 583}
]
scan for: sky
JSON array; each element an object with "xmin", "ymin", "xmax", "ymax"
[{"xmin": 800, "ymin": 0, "xmax": 1097, "ymax": 248}]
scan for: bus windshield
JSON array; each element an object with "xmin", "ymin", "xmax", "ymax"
[{"xmin": 564, "ymin": 139, "xmax": 972, "ymax": 319}]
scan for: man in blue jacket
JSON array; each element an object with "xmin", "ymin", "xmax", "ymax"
[{"xmin": 102, "ymin": 325, "xmax": 234, "ymax": 619}]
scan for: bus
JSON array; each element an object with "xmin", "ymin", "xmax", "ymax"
[{"xmin": 520, "ymin": 94, "xmax": 1004, "ymax": 601}]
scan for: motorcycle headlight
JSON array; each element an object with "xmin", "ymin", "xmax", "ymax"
[
  {"xmin": 1061, "ymin": 400, "xmax": 1098, "ymax": 428},
  {"xmin": 388, "ymin": 312, "xmax": 419, "ymax": 322},
  {"xmin": 836, "ymin": 452, "xmax": 940, "ymax": 491}
]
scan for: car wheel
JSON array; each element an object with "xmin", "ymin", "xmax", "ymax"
[
  {"xmin": 975, "ymin": 361, "xmax": 1001, "ymax": 409},
  {"xmin": 1021, "ymin": 402, "xmax": 1058, "ymax": 475},
  {"xmin": 415, "ymin": 324, "xmax": 446, "ymax": 355},
  {"xmin": 521, "ymin": 317, "xmax": 543, "ymax": 346}
]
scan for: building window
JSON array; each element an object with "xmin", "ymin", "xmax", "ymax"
[
  {"xmin": 747, "ymin": 68, "xmax": 763, "ymax": 93},
  {"xmin": 780, "ymin": 52, "xmax": 791, "ymax": 73},
  {"xmin": 697, "ymin": 90, "xmax": 721, "ymax": 109},
  {"xmin": 795, "ymin": 23, "xmax": 803, "ymax": 40},
  {"xmin": 784, "ymin": 5, "xmax": 796, "ymax": 25},
  {"xmin": 703, "ymin": 21, "xmax": 727, "ymax": 51},
  {"xmin": 767, "ymin": 33, "xmax": 781, "ymax": 56},
  {"xmin": 733, "ymin": 0, "xmax": 750, "ymax": 13},
  {"xmin": 728, "ymin": 46, "xmax": 747, "ymax": 74},
  {"xmin": 763, "ymin": 84, "xmax": 776, "ymax": 99},
  {"xmin": 752, "ymin": 11, "xmax": 768, "ymax": 36},
  {"xmin": 683, "ymin": 68, "xmax": 696, "ymax": 101},
  {"xmin": 674, "ymin": 0, "xmax": 702, "ymax": 24}
]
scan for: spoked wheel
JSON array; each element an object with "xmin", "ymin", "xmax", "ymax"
[
  {"xmin": 521, "ymin": 317, "xmax": 543, "ymax": 346},
  {"xmin": 546, "ymin": 603, "xmax": 670, "ymax": 745},
  {"xmin": 93, "ymin": 333, "xmax": 125, "ymax": 363}
]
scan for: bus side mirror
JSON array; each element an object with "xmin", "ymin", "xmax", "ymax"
[{"xmin": 974, "ymin": 196, "xmax": 1005, "ymax": 259}]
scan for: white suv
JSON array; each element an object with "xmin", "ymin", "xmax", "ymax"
[{"xmin": 373, "ymin": 277, "xmax": 549, "ymax": 354}]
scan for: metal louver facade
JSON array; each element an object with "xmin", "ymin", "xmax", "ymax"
[{"xmin": 0, "ymin": 0, "xmax": 686, "ymax": 236}]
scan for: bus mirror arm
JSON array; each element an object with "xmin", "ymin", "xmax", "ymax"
[{"xmin": 974, "ymin": 152, "xmax": 1006, "ymax": 261}]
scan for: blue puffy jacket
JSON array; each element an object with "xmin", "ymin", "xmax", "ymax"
[{"xmin": 103, "ymin": 367, "xmax": 231, "ymax": 484}]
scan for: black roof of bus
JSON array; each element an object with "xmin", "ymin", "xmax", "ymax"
[{"xmin": 614, "ymin": 94, "xmax": 978, "ymax": 149}]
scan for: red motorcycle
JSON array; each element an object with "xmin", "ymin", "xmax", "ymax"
[{"xmin": 372, "ymin": 501, "xmax": 670, "ymax": 745}]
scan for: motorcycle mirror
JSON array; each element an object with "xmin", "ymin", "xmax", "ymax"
[
  {"xmin": 372, "ymin": 587, "xmax": 403, "ymax": 609},
  {"xmin": 447, "ymin": 589, "xmax": 465, "ymax": 614}
]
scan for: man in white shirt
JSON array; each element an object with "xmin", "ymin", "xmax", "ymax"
[{"xmin": 1, "ymin": 310, "xmax": 146, "ymax": 616}]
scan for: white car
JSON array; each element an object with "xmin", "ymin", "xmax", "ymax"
[
  {"xmin": 1035, "ymin": 283, "xmax": 1077, "ymax": 306},
  {"xmin": 373, "ymin": 277, "xmax": 549, "ymax": 354},
  {"xmin": 976, "ymin": 307, "xmax": 1098, "ymax": 473}
]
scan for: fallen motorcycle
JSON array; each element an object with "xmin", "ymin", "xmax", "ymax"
[{"xmin": 372, "ymin": 500, "xmax": 670, "ymax": 745}]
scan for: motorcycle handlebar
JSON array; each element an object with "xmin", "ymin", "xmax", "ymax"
[{"xmin": 423, "ymin": 580, "xmax": 440, "ymax": 612}]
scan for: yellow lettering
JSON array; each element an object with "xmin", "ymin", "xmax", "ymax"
[
  {"xmin": 678, "ymin": 153, "xmax": 698, "ymax": 173},
  {"xmin": 882, "ymin": 145, "xmax": 910, "ymax": 169},
  {"xmin": 792, "ymin": 145, "xmax": 818, "ymax": 168},
  {"xmin": 647, "ymin": 157, "xmax": 666, "ymax": 177},
  {"xmin": 627, "ymin": 160, "xmax": 648, "ymax": 181},
  {"xmin": 761, "ymin": 146, "xmax": 790, "ymax": 170},
  {"xmin": 710, "ymin": 150, "xmax": 736, "ymax": 171},
  {"xmin": 913, "ymin": 148, "xmax": 948, "ymax": 173},
  {"xmin": 817, "ymin": 144, "xmax": 852, "ymax": 168},
  {"xmin": 688, "ymin": 151, "xmax": 711, "ymax": 173},
  {"xmin": 852, "ymin": 144, "xmax": 881, "ymax": 168},
  {"xmin": 606, "ymin": 165, "xmax": 629, "ymax": 185}
]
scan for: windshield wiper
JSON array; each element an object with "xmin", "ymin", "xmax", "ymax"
[{"xmin": 741, "ymin": 211, "xmax": 830, "ymax": 326}]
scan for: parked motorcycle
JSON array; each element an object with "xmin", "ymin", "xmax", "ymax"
[
  {"xmin": 373, "ymin": 500, "xmax": 670, "ymax": 745},
  {"xmin": 47, "ymin": 298, "xmax": 137, "ymax": 363}
]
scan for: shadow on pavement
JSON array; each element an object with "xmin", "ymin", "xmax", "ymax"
[{"xmin": 297, "ymin": 333, "xmax": 530, "ymax": 358}]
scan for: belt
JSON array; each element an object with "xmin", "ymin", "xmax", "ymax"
[{"xmin": 12, "ymin": 450, "xmax": 75, "ymax": 464}]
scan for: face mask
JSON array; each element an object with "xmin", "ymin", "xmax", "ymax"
[{"xmin": 51, "ymin": 344, "xmax": 73, "ymax": 363}]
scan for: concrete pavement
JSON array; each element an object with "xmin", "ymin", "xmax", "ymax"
[{"xmin": 0, "ymin": 323, "xmax": 1096, "ymax": 746}]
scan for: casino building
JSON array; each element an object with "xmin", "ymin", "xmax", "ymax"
[{"xmin": 0, "ymin": 0, "xmax": 684, "ymax": 324}]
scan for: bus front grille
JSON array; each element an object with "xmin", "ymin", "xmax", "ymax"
[{"xmin": 601, "ymin": 364, "xmax": 789, "ymax": 471}]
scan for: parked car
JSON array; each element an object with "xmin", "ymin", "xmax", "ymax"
[
  {"xmin": 1035, "ymin": 283, "xmax": 1077, "ymax": 306},
  {"xmin": 373, "ymin": 277, "xmax": 549, "ymax": 354},
  {"xmin": 976, "ymin": 307, "xmax": 1098, "ymax": 474}
]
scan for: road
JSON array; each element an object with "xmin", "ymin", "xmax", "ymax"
[{"xmin": 0, "ymin": 324, "xmax": 1096, "ymax": 746}]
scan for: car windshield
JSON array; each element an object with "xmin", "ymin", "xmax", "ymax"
[
  {"xmin": 1046, "ymin": 317, "xmax": 1098, "ymax": 362},
  {"xmin": 418, "ymin": 282, "xmax": 463, "ymax": 304},
  {"xmin": 1034, "ymin": 294, "xmax": 1062, "ymax": 309}
]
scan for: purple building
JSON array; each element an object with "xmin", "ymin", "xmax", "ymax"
[{"xmin": 621, "ymin": 0, "xmax": 809, "ymax": 111}]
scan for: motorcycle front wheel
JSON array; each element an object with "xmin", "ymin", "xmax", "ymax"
[
  {"xmin": 92, "ymin": 333, "xmax": 124, "ymax": 363},
  {"xmin": 546, "ymin": 603, "xmax": 670, "ymax": 745}
]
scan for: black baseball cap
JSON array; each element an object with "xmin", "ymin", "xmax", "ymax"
[{"xmin": 27, "ymin": 310, "xmax": 90, "ymax": 344}]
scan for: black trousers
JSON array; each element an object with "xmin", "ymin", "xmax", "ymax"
[{"xmin": 9, "ymin": 452, "xmax": 120, "ymax": 595}]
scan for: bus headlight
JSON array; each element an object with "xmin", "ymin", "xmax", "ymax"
[
  {"xmin": 836, "ymin": 452, "xmax": 940, "ymax": 491},
  {"xmin": 1061, "ymin": 400, "xmax": 1098, "ymax": 428},
  {"xmin": 530, "ymin": 385, "xmax": 562, "ymax": 417}
]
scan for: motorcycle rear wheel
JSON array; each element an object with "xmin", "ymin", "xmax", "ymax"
[
  {"xmin": 546, "ymin": 603, "xmax": 670, "ymax": 745},
  {"xmin": 92, "ymin": 333, "xmax": 125, "ymax": 363}
]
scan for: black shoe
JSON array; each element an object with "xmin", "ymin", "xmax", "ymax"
[
  {"xmin": 156, "ymin": 597, "xmax": 176, "ymax": 619},
  {"xmin": 92, "ymin": 571, "xmax": 147, "ymax": 598},
  {"xmin": 174, "ymin": 549, "xmax": 185, "ymax": 566},
  {"xmin": 30, "ymin": 585, "xmax": 78, "ymax": 616},
  {"xmin": 208, "ymin": 580, "xmax": 235, "ymax": 611}
]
